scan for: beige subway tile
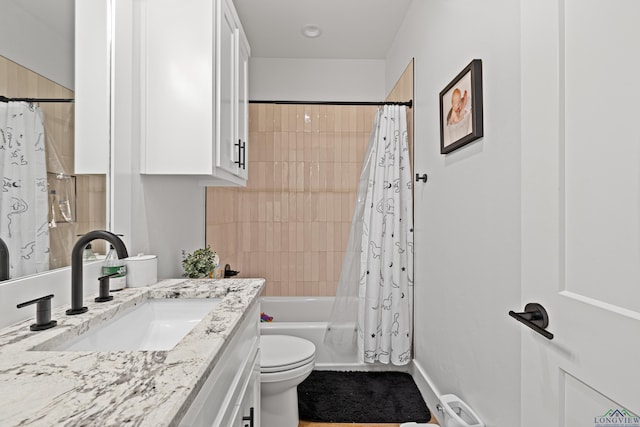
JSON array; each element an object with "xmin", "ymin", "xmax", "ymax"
[
  {"xmin": 258, "ymin": 192, "xmax": 266, "ymax": 222},
  {"xmin": 303, "ymin": 252, "xmax": 312, "ymax": 282},
  {"xmin": 326, "ymin": 222, "xmax": 335, "ymax": 252},
  {"xmin": 288, "ymin": 192, "xmax": 297, "ymax": 222},
  {"xmin": 294, "ymin": 105, "xmax": 303, "ymax": 132},
  {"xmin": 326, "ymin": 253, "xmax": 335, "ymax": 284},
  {"xmin": 296, "ymin": 134, "xmax": 305, "ymax": 166},
  {"xmin": 273, "ymin": 191, "xmax": 281, "ymax": 222},
  {"xmin": 273, "ymin": 106, "xmax": 281, "ymax": 132},
  {"xmin": 249, "ymin": 104, "xmax": 259, "ymax": 131},
  {"xmin": 296, "ymin": 221, "xmax": 304, "ymax": 252},
  {"xmin": 273, "ymin": 223, "xmax": 282, "ymax": 253},
  {"xmin": 265, "ymin": 251, "xmax": 274, "ymax": 281},
  {"xmin": 318, "ymin": 252, "xmax": 327, "ymax": 281},
  {"xmin": 265, "ymin": 161, "xmax": 274, "ymax": 191},
  {"xmin": 296, "ymin": 252, "xmax": 305, "ymax": 283},
  {"xmin": 325, "ymin": 163, "xmax": 335, "ymax": 191},
  {"xmin": 349, "ymin": 132, "xmax": 357, "ymax": 163},
  {"xmin": 334, "ymin": 106, "xmax": 343, "ymax": 131},
  {"xmin": 317, "ymin": 222, "xmax": 327, "ymax": 251},
  {"xmin": 257, "ymin": 104, "xmax": 266, "ymax": 132},
  {"xmin": 310, "ymin": 105, "xmax": 320, "ymax": 133},
  {"xmin": 273, "ymin": 132, "xmax": 282, "ymax": 162},
  {"xmin": 326, "ymin": 105, "xmax": 335, "ymax": 131},
  {"xmin": 310, "ymin": 222, "xmax": 319, "ymax": 251},
  {"xmin": 296, "ymin": 192, "xmax": 305, "ymax": 221},
  {"xmin": 279, "ymin": 104, "xmax": 288, "ymax": 130},
  {"xmin": 250, "ymin": 222, "xmax": 261, "ymax": 252},
  {"xmin": 288, "ymin": 254, "xmax": 296, "ymax": 286},
  {"xmin": 287, "ymin": 106, "xmax": 296, "ymax": 132},
  {"xmin": 356, "ymin": 106, "xmax": 365, "ymax": 132},
  {"xmin": 315, "ymin": 193, "xmax": 326, "ymax": 222},
  {"xmin": 310, "ymin": 133, "xmax": 320, "ymax": 163},
  {"xmin": 311, "ymin": 252, "xmax": 320, "ymax": 281},
  {"xmin": 281, "ymin": 191, "xmax": 289, "ymax": 222},
  {"xmin": 266, "ymin": 222, "xmax": 274, "ymax": 252},
  {"xmin": 288, "ymin": 222, "xmax": 296, "ymax": 252},
  {"xmin": 302, "ymin": 221, "xmax": 312, "ymax": 252},
  {"xmin": 287, "ymin": 132, "xmax": 297, "ymax": 162},
  {"xmin": 319, "ymin": 281, "xmax": 328, "ymax": 297},
  {"xmin": 265, "ymin": 104, "xmax": 274, "ymax": 132},
  {"xmin": 303, "ymin": 193, "xmax": 313, "ymax": 223},
  {"xmin": 303, "ymin": 105, "xmax": 312, "ymax": 133},
  {"xmin": 318, "ymin": 105, "xmax": 327, "ymax": 132}
]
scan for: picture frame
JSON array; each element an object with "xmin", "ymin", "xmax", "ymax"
[{"xmin": 439, "ymin": 59, "xmax": 483, "ymax": 154}]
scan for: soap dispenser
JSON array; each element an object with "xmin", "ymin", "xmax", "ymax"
[{"xmin": 102, "ymin": 245, "xmax": 127, "ymax": 291}]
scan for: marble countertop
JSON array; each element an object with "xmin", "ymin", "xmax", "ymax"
[{"xmin": 0, "ymin": 278, "xmax": 265, "ymax": 427}]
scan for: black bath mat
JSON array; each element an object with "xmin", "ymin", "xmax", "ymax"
[{"xmin": 297, "ymin": 371, "xmax": 431, "ymax": 423}]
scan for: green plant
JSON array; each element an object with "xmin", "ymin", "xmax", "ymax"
[{"xmin": 181, "ymin": 246, "xmax": 218, "ymax": 278}]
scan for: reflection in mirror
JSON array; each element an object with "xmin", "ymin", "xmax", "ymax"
[{"xmin": 0, "ymin": 0, "xmax": 107, "ymax": 281}]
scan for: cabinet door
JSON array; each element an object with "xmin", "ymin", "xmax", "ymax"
[
  {"xmin": 233, "ymin": 351, "xmax": 260, "ymax": 427},
  {"xmin": 216, "ymin": 0, "xmax": 239, "ymax": 176},
  {"xmin": 236, "ymin": 31, "xmax": 250, "ymax": 181}
]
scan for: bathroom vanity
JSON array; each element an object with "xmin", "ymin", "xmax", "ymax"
[{"xmin": 0, "ymin": 278, "xmax": 264, "ymax": 426}]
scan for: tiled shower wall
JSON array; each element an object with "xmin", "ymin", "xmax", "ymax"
[{"xmin": 206, "ymin": 103, "xmax": 378, "ymax": 296}]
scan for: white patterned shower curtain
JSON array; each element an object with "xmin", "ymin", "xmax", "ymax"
[
  {"xmin": 0, "ymin": 102, "xmax": 49, "ymax": 278},
  {"xmin": 325, "ymin": 105, "xmax": 413, "ymax": 365}
]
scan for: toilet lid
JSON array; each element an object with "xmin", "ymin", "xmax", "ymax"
[{"xmin": 260, "ymin": 335, "xmax": 316, "ymax": 373}]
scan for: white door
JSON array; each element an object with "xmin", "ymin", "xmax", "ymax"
[{"xmin": 521, "ymin": 1, "xmax": 640, "ymax": 426}]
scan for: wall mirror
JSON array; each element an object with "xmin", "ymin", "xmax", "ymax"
[{"xmin": 0, "ymin": 0, "xmax": 108, "ymax": 281}]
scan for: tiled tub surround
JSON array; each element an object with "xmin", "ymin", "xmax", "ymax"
[{"xmin": 0, "ymin": 278, "xmax": 264, "ymax": 426}]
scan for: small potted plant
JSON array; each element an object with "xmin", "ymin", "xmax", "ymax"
[{"xmin": 181, "ymin": 246, "xmax": 219, "ymax": 278}]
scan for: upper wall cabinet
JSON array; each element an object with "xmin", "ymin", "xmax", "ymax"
[{"xmin": 138, "ymin": 0, "xmax": 250, "ymax": 186}]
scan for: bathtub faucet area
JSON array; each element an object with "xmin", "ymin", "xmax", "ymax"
[{"xmin": 67, "ymin": 231, "xmax": 129, "ymax": 315}]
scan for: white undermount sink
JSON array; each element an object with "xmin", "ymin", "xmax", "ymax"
[{"xmin": 52, "ymin": 298, "xmax": 222, "ymax": 352}]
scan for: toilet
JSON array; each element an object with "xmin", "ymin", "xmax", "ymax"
[
  {"xmin": 437, "ymin": 394, "xmax": 484, "ymax": 427},
  {"xmin": 260, "ymin": 335, "xmax": 316, "ymax": 427}
]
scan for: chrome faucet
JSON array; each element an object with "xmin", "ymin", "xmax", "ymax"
[
  {"xmin": 67, "ymin": 230, "xmax": 129, "ymax": 315},
  {"xmin": 0, "ymin": 236, "xmax": 9, "ymax": 281}
]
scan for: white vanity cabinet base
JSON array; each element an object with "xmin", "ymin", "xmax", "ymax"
[{"xmin": 180, "ymin": 304, "xmax": 260, "ymax": 427}]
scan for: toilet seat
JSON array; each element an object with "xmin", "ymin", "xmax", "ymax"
[{"xmin": 260, "ymin": 335, "xmax": 316, "ymax": 373}]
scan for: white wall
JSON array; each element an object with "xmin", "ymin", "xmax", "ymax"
[
  {"xmin": 113, "ymin": 0, "xmax": 206, "ymax": 280},
  {"xmin": 250, "ymin": 58, "xmax": 385, "ymax": 101},
  {"xmin": 0, "ymin": 0, "xmax": 74, "ymax": 90},
  {"xmin": 386, "ymin": 1, "xmax": 521, "ymax": 426}
]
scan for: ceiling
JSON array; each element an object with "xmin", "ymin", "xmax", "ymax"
[
  {"xmin": 232, "ymin": 0, "xmax": 412, "ymax": 59},
  {"xmin": 9, "ymin": 0, "xmax": 412, "ymax": 60}
]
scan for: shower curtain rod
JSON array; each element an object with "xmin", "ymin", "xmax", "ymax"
[
  {"xmin": 250, "ymin": 100, "xmax": 413, "ymax": 108},
  {"xmin": 0, "ymin": 96, "xmax": 74, "ymax": 103}
]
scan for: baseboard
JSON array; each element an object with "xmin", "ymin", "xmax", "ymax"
[{"xmin": 409, "ymin": 359, "xmax": 443, "ymax": 425}]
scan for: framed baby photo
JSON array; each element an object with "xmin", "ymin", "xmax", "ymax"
[{"xmin": 439, "ymin": 59, "xmax": 483, "ymax": 154}]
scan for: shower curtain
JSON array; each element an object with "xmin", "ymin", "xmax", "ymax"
[
  {"xmin": 0, "ymin": 102, "xmax": 49, "ymax": 278},
  {"xmin": 325, "ymin": 105, "xmax": 413, "ymax": 365}
]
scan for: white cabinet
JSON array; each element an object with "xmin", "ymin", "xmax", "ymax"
[
  {"xmin": 179, "ymin": 303, "xmax": 260, "ymax": 427},
  {"xmin": 139, "ymin": 0, "xmax": 250, "ymax": 186}
]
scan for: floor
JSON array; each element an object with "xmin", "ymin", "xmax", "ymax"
[{"xmin": 299, "ymin": 414, "xmax": 440, "ymax": 426}]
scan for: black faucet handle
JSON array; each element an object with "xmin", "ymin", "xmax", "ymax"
[
  {"xmin": 95, "ymin": 272, "xmax": 119, "ymax": 302},
  {"xmin": 16, "ymin": 294, "xmax": 57, "ymax": 331}
]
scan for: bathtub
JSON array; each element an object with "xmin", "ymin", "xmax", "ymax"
[{"xmin": 260, "ymin": 296, "xmax": 402, "ymax": 370}]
